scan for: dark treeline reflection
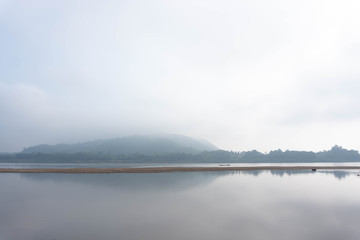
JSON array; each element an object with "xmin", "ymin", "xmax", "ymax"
[
  {"xmin": 1, "ymin": 171, "xmax": 360, "ymax": 240},
  {"xmin": 20, "ymin": 170, "xmax": 356, "ymax": 188}
]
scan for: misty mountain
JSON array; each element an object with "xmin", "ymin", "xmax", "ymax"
[
  {"xmin": 2, "ymin": 143, "xmax": 358, "ymax": 163},
  {"xmin": 22, "ymin": 134, "xmax": 218, "ymax": 155}
]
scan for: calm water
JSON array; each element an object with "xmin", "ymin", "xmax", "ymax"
[
  {"xmin": 2, "ymin": 162, "xmax": 360, "ymax": 169},
  {"xmin": 1, "ymin": 170, "xmax": 360, "ymax": 240}
]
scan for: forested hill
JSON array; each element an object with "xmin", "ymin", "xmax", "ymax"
[
  {"xmin": 21, "ymin": 134, "xmax": 218, "ymax": 155},
  {"xmin": 1, "ymin": 145, "xmax": 359, "ymax": 163}
]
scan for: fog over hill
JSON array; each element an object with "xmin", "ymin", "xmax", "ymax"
[
  {"xmin": 22, "ymin": 134, "xmax": 218, "ymax": 155},
  {"xmin": 1, "ymin": 142, "xmax": 359, "ymax": 163}
]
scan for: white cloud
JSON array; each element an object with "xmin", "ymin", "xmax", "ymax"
[{"xmin": 1, "ymin": 0, "xmax": 360, "ymax": 152}]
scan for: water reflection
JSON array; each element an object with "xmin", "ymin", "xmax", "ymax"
[
  {"xmin": 248, "ymin": 169, "xmax": 355, "ymax": 180},
  {"xmin": 0, "ymin": 170, "xmax": 360, "ymax": 240},
  {"xmin": 19, "ymin": 169, "xmax": 358, "ymax": 188},
  {"xmin": 19, "ymin": 172, "xmax": 225, "ymax": 191}
]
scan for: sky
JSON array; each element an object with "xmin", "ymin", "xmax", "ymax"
[{"xmin": 1, "ymin": 0, "xmax": 360, "ymax": 152}]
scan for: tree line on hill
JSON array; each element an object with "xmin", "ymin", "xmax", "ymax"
[{"xmin": 0, "ymin": 145, "xmax": 359, "ymax": 163}]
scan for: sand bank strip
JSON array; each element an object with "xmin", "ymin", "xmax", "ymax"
[{"xmin": 0, "ymin": 166, "xmax": 360, "ymax": 173}]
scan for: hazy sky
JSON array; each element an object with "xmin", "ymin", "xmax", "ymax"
[{"xmin": 1, "ymin": 0, "xmax": 360, "ymax": 152}]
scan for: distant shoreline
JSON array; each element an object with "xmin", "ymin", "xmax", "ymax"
[{"xmin": 1, "ymin": 166, "xmax": 360, "ymax": 173}]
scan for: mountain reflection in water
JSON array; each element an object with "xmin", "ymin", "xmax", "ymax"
[
  {"xmin": 0, "ymin": 170, "xmax": 359, "ymax": 240},
  {"xmin": 20, "ymin": 169, "xmax": 357, "ymax": 187}
]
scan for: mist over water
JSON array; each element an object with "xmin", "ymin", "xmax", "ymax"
[
  {"xmin": 2, "ymin": 1, "xmax": 360, "ymax": 238},
  {"xmin": 1, "ymin": 171, "xmax": 360, "ymax": 240}
]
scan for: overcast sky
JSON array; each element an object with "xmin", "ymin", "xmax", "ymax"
[{"xmin": 1, "ymin": 0, "xmax": 360, "ymax": 152}]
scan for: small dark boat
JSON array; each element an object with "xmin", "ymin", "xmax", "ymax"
[{"xmin": 311, "ymin": 169, "xmax": 317, "ymax": 171}]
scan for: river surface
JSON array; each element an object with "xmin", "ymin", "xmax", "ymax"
[
  {"xmin": 1, "ymin": 169, "xmax": 360, "ymax": 240},
  {"xmin": 2, "ymin": 162, "xmax": 360, "ymax": 169}
]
